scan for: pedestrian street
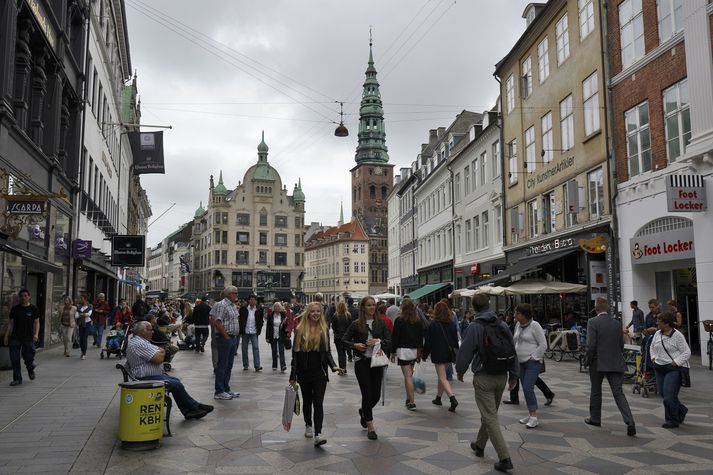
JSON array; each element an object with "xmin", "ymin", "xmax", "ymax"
[{"xmin": 1, "ymin": 338, "xmax": 713, "ymax": 474}]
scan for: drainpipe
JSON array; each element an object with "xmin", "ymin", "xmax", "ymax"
[
  {"xmin": 447, "ymin": 163, "xmax": 456, "ymax": 288},
  {"xmin": 493, "ymin": 72, "xmax": 507, "ymax": 262},
  {"xmin": 600, "ymin": 0, "xmax": 621, "ymax": 314}
]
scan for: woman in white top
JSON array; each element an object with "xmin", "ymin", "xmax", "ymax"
[
  {"xmin": 513, "ymin": 303, "xmax": 547, "ymax": 428},
  {"xmin": 266, "ymin": 302, "xmax": 289, "ymax": 372},
  {"xmin": 650, "ymin": 311, "xmax": 691, "ymax": 429}
]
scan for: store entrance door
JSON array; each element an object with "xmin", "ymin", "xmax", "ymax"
[
  {"xmin": 675, "ymin": 268, "xmax": 698, "ymax": 352},
  {"xmin": 26, "ymin": 272, "xmax": 46, "ymax": 347}
]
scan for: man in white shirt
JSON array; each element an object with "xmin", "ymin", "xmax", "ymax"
[
  {"xmin": 239, "ymin": 294, "xmax": 264, "ymax": 371},
  {"xmin": 126, "ymin": 321, "xmax": 213, "ymax": 419}
]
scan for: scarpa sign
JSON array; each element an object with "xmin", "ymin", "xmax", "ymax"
[
  {"xmin": 129, "ymin": 132, "xmax": 165, "ymax": 175},
  {"xmin": 6, "ymin": 199, "xmax": 45, "ymax": 214},
  {"xmin": 630, "ymin": 227, "xmax": 694, "ymax": 265},
  {"xmin": 111, "ymin": 235, "xmax": 146, "ymax": 267},
  {"xmin": 666, "ymin": 175, "xmax": 706, "ymax": 212}
]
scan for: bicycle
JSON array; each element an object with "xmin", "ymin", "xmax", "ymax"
[{"xmin": 704, "ymin": 320, "xmax": 713, "ymax": 370}]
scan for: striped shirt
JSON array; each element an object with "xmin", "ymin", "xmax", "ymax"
[
  {"xmin": 126, "ymin": 335, "xmax": 163, "ymax": 378},
  {"xmin": 210, "ymin": 298, "xmax": 240, "ymax": 335}
]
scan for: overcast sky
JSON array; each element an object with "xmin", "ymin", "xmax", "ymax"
[{"xmin": 124, "ymin": 0, "xmax": 533, "ymax": 247}]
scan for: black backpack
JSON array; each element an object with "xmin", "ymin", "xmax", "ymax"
[{"xmin": 476, "ymin": 319, "xmax": 516, "ymax": 375}]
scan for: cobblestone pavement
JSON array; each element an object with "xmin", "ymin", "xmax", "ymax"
[{"xmin": 1, "ymin": 337, "xmax": 713, "ymax": 474}]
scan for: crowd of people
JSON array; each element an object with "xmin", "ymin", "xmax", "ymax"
[{"xmin": 2, "ymin": 287, "xmax": 696, "ymax": 473}]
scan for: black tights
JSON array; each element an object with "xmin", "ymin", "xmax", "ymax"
[
  {"xmin": 354, "ymin": 359, "xmax": 384, "ymax": 422},
  {"xmin": 300, "ymin": 378, "xmax": 327, "ymax": 435}
]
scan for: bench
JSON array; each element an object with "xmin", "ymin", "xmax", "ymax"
[{"xmin": 115, "ymin": 363, "xmax": 173, "ymax": 437}]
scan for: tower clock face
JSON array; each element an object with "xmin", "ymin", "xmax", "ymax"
[{"xmin": 374, "ymin": 167, "xmax": 384, "ymax": 175}]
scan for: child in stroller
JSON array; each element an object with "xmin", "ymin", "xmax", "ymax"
[
  {"xmin": 150, "ymin": 313, "xmax": 179, "ymax": 371},
  {"xmin": 101, "ymin": 321, "xmax": 127, "ymax": 359}
]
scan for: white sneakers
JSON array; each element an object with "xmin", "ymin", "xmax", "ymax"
[
  {"xmin": 214, "ymin": 392, "xmax": 232, "ymax": 400},
  {"xmin": 314, "ymin": 434, "xmax": 326, "ymax": 447},
  {"xmin": 519, "ymin": 416, "xmax": 539, "ymax": 428},
  {"xmin": 304, "ymin": 426, "xmax": 313, "ymax": 438}
]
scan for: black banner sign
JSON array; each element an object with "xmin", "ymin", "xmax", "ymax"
[
  {"xmin": 129, "ymin": 131, "xmax": 165, "ymax": 175},
  {"xmin": 6, "ymin": 199, "xmax": 46, "ymax": 214},
  {"xmin": 111, "ymin": 235, "xmax": 146, "ymax": 267}
]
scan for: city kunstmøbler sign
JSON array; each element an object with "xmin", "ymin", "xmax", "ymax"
[
  {"xmin": 630, "ymin": 227, "xmax": 694, "ymax": 265},
  {"xmin": 666, "ymin": 175, "xmax": 706, "ymax": 212}
]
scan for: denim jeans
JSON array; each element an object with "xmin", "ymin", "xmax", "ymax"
[
  {"xmin": 139, "ymin": 374, "xmax": 199, "ymax": 416},
  {"xmin": 94, "ymin": 322, "xmax": 105, "ymax": 347},
  {"xmin": 215, "ymin": 335, "xmax": 237, "ymax": 395},
  {"xmin": 520, "ymin": 359, "xmax": 542, "ymax": 412},
  {"xmin": 270, "ymin": 340, "xmax": 286, "ymax": 369},
  {"xmin": 241, "ymin": 333, "xmax": 261, "ymax": 369},
  {"xmin": 9, "ymin": 339, "xmax": 35, "ymax": 382},
  {"xmin": 654, "ymin": 363, "xmax": 687, "ymax": 425},
  {"xmin": 78, "ymin": 325, "xmax": 89, "ymax": 355}
]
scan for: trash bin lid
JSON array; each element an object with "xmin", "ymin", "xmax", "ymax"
[{"xmin": 119, "ymin": 380, "xmax": 165, "ymax": 389}]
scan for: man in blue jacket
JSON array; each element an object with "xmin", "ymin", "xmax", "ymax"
[{"xmin": 456, "ymin": 293, "xmax": 518, "ymax": 473}]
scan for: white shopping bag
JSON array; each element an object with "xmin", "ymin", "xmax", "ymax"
[{"xmin": 282, "ymin": 382, "xmax": 300, "ymax": 431}]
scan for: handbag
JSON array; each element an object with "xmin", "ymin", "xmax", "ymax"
[
  {"xmin": 660, "ymin": 330, "xmax": 691, "ymax": 388},
  {"xmin": 370, "ymin": 341, "xmax": 389, "ymax": 368},
  {"xmin": 284, "ymin": 337, "xmax": 292, "ymax": 350}
]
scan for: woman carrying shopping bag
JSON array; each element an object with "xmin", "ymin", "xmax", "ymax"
[
  {"xmin": 289, "ymin": 302, "xmax": 345, "ymax": 446},
  {"xmin": 423, "ymin": 301, "xmax": 459, "ymax": 412},
  {"xmin": 650, "ymin": 311, "xmax": 691, "ymax": 429},
  {"xmin": 391, "ymin": 299, "xmax": 424, "ymax": 411},
  {"xmin": 342, "ymin": 296, "xmax": 392, "ymax": 440}
]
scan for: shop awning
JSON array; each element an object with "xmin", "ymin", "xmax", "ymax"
[
  {"xmin": 0, "ymin": 242, "xmax": 62, "ymax": 274},
  {"xmin": 473, "ymin": 279, "xmax": 586, "ymax": 296},
  {"xmin": 469, "ymin": 248, "xmax": 578, "ymax": 289},
  {"xmin": 405, "ymin": 282, "xmax": 451, "ymax": 301}
]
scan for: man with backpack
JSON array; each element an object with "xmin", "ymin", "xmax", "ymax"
[{"xmin": 456, "ymin": 293, "xmax": 518, "ymax": 473}]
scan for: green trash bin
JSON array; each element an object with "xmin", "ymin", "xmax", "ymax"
[{"xmin": 118, "ymin": 380, "xmax": 165, "ymax": 450}]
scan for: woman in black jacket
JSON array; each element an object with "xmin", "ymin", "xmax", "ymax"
[
  {"xmin": 423, "ymin": 301, "xmax": 459, "ymax": 412},
  {"xmin": 330, "ymin": 301, "xmax": 352, "ymax": 372},
  {"xmin": 342, "ymin": 296, "xmax": 392, "ymax": 440},
  {"xmin": 391, "ymin": 299, "xmax": 424, "ymax": 411},
  {"xmin": 267, "ymin": 302, "xmax": 290, "ymax": 372},
  {"xmin": 289, "ymin": 302, "xmax": 345, "ymax": 447}
]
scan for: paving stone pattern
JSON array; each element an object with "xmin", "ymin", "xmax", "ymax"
[{"xmin": 1, "ymin": 337, "xmax": 713, "ymax": 474}]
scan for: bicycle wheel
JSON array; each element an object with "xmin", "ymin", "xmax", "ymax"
[{"xmin": 553, "ymin": 344, "xmax": 564, "ymax": 362}]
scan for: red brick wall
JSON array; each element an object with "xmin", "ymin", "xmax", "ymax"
[{"xmin": 607, "ymin": 0, "xmax": 688, "ymax": 183}]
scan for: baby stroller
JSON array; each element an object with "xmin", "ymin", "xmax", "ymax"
[
  {"xmin": 101, "ymin": 322, "xmax": 128, "ymax": 359},
  {"xmin": 632, "ymin": 334, "xmax": 657, "ymax": 397}
]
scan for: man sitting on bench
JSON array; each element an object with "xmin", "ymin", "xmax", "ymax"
[{"xmin": 126, "ymin": 321, "xmax": 213, "ymax": 420}]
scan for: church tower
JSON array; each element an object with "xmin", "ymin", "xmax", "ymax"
[{"xmin": 351, "ymin": 36, "xmax": 393, "ymax": 295}]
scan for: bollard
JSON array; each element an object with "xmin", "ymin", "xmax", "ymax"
[{"xmin": 118, "ymin": 380, "xmax": 165, "ymax": 450}]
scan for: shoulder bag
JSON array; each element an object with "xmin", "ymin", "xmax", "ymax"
[
  {"xmin": 660, "ymin": 331, "xmax": 691, "ymax": 388},
  {"xmin": 438, "ymin": 322, "xmax": 457, "ymax": 363}
]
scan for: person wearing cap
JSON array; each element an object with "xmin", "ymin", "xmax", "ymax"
[
  {"xmin": 239, "ymin": 294, "xmax": 264, "ymax": 372},
  {"xmin": 211, "ymin": 286, "xmax": 241, "ymax": 400}
]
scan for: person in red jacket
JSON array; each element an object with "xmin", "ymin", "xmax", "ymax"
[
  {"xmin": 377, "ymin": 302, "xmax": 394, "ymax": 335},
  {"xmin": 92, "ymin": 293, "xmax": 111, "ymax": 347}
]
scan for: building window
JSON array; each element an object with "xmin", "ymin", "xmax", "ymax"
[
  {"xmin": 464, "ymin": 166, "xmax": 470, "ymax": 194},
  {"xmin": 525, "ymin": 126, "xmax": 536, "ymax": 173},
  {"xmin": 482, "ymin": 211, "xmax": 489, "ymax": 248},
  {"xmin": 495, "ymin": 206, "xmax": 502, "ymax": 244},
  {"xmin": 465, "ymin": 219, "xmax": 472, "ymax": 253},
  {"xmin": 658, "ymin": 0, "xmax": 683, "ymax": 42},
  {"xmin": 214, "ymin": 230, "xmax": 221, "ymax": 244},
  {"xmin": 361, "ymin": 244, "xmax": 366, "ymax": 253},
  {"xmin": 508, "ymin": 140, "xmax": 518, "ymax": 184},
  {"xmin": 236, "ymin": 251, "xmax": 249, "ymax": 265},
  {"xmin": 541, "ymin": 112, "xmax": 553, "ymax": 163},
  {"xmin": 619, "ymin": 0, "xmax": 644, "ymax": 68},
  {"xmin": 222, "ymin": 212, "xmax": 228, "ymax": 224},
  {"xmin": 361, "ymin": 262, "xmax": 366, "ymax": 272},
  {"xmin": 527, "ymin": 199, "xmax": 538, "ymax": 238},
  {"xmin": 343, "ymin": 262, "xmax": 349, "ymax": 274},
  {"xmin": 456, "ymin": 224, "xmax": 461, "ymax": 254},
  {"xmin": 588, "ymin": 167, "xmax": 604, "ymax": 220},
  {"xmin": 295, "ymin": 234, "xmax": 301, "ymax": 247},
  {"xmin": 236, "ymin": 213, "xmax": 250, "ymax": 225},
  {"xmin": 492, "ymin": 141, "xmax": 501, "ymax": 178},
  {"xmin": 221, "ymin": 250, "xmax": 227, "ymax": 265},
  {"xmin": 343, "ymin": 244, "xmax": 349, "ymax": 255},
  {"xmin": 625, "ymin": 101, "xmax": 651, "ymax": 177},
  {"xmin": 275, "ymin": 215, "xmax": 287, "ymax": 228},
  {"xmin": 353, "ymin": 261, "xmax": 359, "ymax": 273},
  {"xmin": 274, "ymin": 252, "xmax": 287, "ymax": 266},
  {"xmin": 583, "ymin": 72, "xmax": 600, "ymax": 136},
  {"xmin": 275, "ymin": 233, "xmax": 287, "ymax": 246},
  {"xmin": 506, "ymin": 75, "xmax": 515, "ymax": 113},
  {"xmin": 480, "ymin": 151, "xmax": 487, "ymax": 185},
  {"xmin": 214, "ymin": 250, "xmax": 220, "ymax": 265},
  {"xmin": 259, "ymin": 232, "xmax": 268, "ymax": 245},
  {"xmin": 471, "ymin": 159, "xmax": 478, "ymax": 192},
  {"xmin": 237, "ymin": 232, "xmax": 249, "ymax": 245},
  {"xmin": 454, "ymin": 173, "xmax": 461, "ymax": 201},
  {"xmin": 259, "ymin": 210, "xmax": 268, "ymax": 226},
  {"xmin": 537, "ymin": 37, "xmax": 549, "ymax": 83},
  {"xmin": 556, "ymin": 14, "xmax": 570, "ymax": 65},
  {"xmin": 522, "ymin": 56, "xmax": 532, "ymax": 99},
  {"xmin": 560, "ymin": 95, "xmax": 574, "ymax": 151},
  {"xmin": 663, "ymin": 79, "xmax": 691, "ymax": 163},
  {"xmin": 543, "ymin": 191, "xmax": 556, "ymax": 234},
  {"xmin": 381, "ymin": 186, "xmax": 388, "ymax": 200},
  {"xmin": 474, "ymin": 215, "xmax": 480, "ymax": 250},
  {"xmin": 295, "ymin": 253, "xmax": 301, "ymax": 267},
  {"xmin": 578, "ymin": 0, "xmax": 595, "ymax": 40},
  {"xmin": 563, "ymin": 181, "xmax": 579, "ymax": 226}
]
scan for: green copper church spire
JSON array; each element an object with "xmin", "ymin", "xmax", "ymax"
[
  {"xmin": 355, "ymin": 34, "xmax": 389, "ymax": 165},
  {"xmin": 213, "ymin": 170, "xmax": 228, "ymax": 194}
]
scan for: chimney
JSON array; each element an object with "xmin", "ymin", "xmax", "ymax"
[
  {"xmin": 421, "ymin": 143, "xmax": 429, "ymax": 152},
  {"xmin": 394, "ymin": 174, "xmax": 401, "ymax": 185},
  {"xmin": 437, "ymin": 127, "xmax": 446, "ymax": 138},
  {"xmin": 429, "ymin": 129, "xmax": 438, "ymax": 144}
]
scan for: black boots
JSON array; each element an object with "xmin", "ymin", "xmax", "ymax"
[
  {"xmin": 448, "ymin": 395, "xmax": 458, "ymax": 412},
  {"xmin": 494, "ymin": 458, "xmax": 513, "ymax": 472}
]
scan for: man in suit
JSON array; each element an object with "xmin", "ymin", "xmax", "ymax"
[
  {"xmin": 585, "ymin": 298, "xmax": 636, "ymax": 436},
  {"xmin": 238, "ymin": 294, "xmax": 264, "ymax": 371}
]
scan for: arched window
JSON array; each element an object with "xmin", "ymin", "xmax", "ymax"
[
  {"xmin": 635, "ymin": 216, "xmax": 692, "ymax": 237},
  {"xmin": 353, "ymin": 188, "xmax": 357, "ymax": 201},
  {"xmin": 381, "ymin": 186, "xmax": 387, "ymax": 200},
  {"xmin": 370, "ymin": 186, "xmax": 376, "ymax": 199}
]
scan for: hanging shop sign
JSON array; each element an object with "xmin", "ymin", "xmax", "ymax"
[
  {"xmin": 579, "ymin": 235, "xmax": 608, "ymax": 253},
  {"xmin": 72, "ymin": 239, "xmax": 92, "ymax": 259},
  {"xmin": 6, "ymin": 198, "xmax": 45, "ymax": 214},
  {"xmin": 27, "ymin": 0, "xmax": 58, "ymax": 53},
  {"xmin": 111, "ymin": 235, "xmax": 146, "ymax": 267},
  {"xmin": 129, "ymin": 132, "xmax": 165, "ymax": 175},
  {"xmin": 470, "ymin": 263, "xmax": 480, "ymax": 275},
  {"xmin": 666, "ymin": 175, "xmax": 706, "ymax": 212},
  {"xmin": 630, "ymin": 227, "xmax": 694, "ymax": 265}
]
